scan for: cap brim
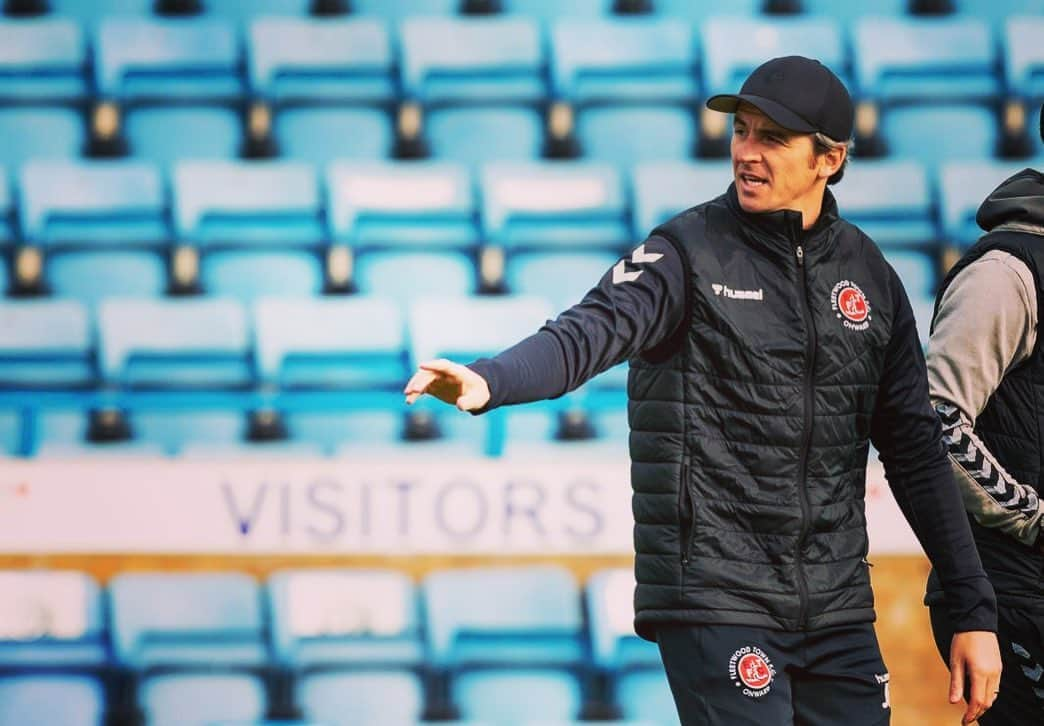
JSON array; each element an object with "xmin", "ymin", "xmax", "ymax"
[{"xmin": 706, "ymin": 93, "xmax": 817, "ymax": 134}]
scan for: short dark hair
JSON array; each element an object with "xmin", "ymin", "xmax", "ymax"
[{"xmin": 812, "ymin": 132, "xmax": 850, "ymax": 185}]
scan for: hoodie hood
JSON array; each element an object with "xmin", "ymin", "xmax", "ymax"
[{"xmin": 976, "ymin": 167, "xmax": 1044, "ymax": 234}]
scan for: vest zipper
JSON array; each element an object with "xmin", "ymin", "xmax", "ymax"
[
  {"xmin": 679, "ymin": 456, "xmax": 694, "ymax": 565},
  {"xmin": 795, "ymin": 244, "xmax": 815, "ymax": 629}
]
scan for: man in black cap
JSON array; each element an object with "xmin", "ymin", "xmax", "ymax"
[
  {"xmin": 405, "ymin": 56, "xmax": 1001, "ymax": 725},
  {"xmin": 924, "ymin": 102, "xmax": 1044, "ymax": 724}
]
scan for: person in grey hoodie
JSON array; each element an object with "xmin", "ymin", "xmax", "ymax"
[{"xmin": 926, "ymin": 104, "xmax": 1044, "ymax": 724}]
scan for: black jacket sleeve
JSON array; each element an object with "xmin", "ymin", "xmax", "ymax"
[
  {"xmin": 468, "ymin": 236, "xmax": 687, "ymax": 410},
  {"xmin": 869, "ymin": 272, "xmax": 998, "ymax": 633}
]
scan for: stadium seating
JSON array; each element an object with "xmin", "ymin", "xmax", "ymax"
[
  {"xmin": 1004, "ymin": 16, "xmax": 1044, "ymax": 101},
  {"xmin": 938, "ymin": 159, "xmax": 1037, "ymax": 247},
  {"xmin": 578, "ymin": 106, "xmax": 695, "ymax": 166},
  {"xmin": 504, "ymin": 0, "xmax": 616, "ymax": 20},
  {"xmin": 0, "ymin": 300, "xmax": 93, "ymax": 388},
  {"xmin": 0, "ymin": 17, "xmax": 85, "ymax": 101},
  {"xmin": 798, "ymin": 0, "xmax": 906, "ymax": 23},
  {"xmin": 95, "ymin": 17, "xmax": 242, "ymax": 101},
  {"xmin": 0, "ymin": 171, "xmax": 12, "ymax": 246},
  {"xmin": 97, "ymin": 297, "xmax": 251, "ymax": 388},
  {"xmin": 274, "ymin": 107, "xmax": 392, "ymax": 165},
  {"xmin": 880, "ymin": 105, "xmax": 998, "ymax": 172},
  {"xmin": 349, "ymin": 0, "xmax": 459, "ymax": 19},
  {"xmin": 0, "ymin": 107, "xmax": 84, "ymax": 170},
  {"xmin": 426, "ymin": 105, "xmax": 545, "ymax": 165},
  {"xmin": 653, "ymin": 0, "xmax": 761, "ymax": 20},
  {"xmin": 830, "ymin": 159, "xmax": 935, "ymax": 247},
  {"xmin": 550, "ymin": 17, "xmax": 697, "ymax": 103},
  {"xmin": 125, "ymin": 105, "xmax": 242, "ymax": 166},
  {"xmin": 254, "ymin": 296, "xmax": 408, "ymax": 389},
  {"xmin": 207, "ymin": 0, "xmax": 312, "ymax": 22},
  {"xmin": 423, "ymin": 566, "xmax": 586, "ymax": 723},
  {"xmin": 48, "ymin": 0, "xmax": 153, "ymax": 23},
  {"xmin": 852, "ymin": 17, "xmax": 998, "ymax": 101},
  {"xmin": 700, "ymin": 15, "xmax": 846, "ymax": 98},
  {"xmin": 884, "ymin": 250, "xmax": 936, "ymax": 298},
  {"xmin": 506, "ymin": 250, "xmax": 618, "ymax": 312},
  {"xmin": 631, "ymin": 160, "xmax": 732, "ymax": 234},
  {"xmin": 354, "ymin": 250, "xmax": 476, "ymax": 306},
  {"xmin": 247, "ymin": 17, "xmax": 395, "ymax": 104},
  {"xmin": 959, "ymin": 0, "xmax": 1044, "ymax": 28}
]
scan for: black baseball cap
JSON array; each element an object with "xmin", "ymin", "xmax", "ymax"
[{"xmin": 706, "ymin": 55, "xmax": 854, "ymax": 142}]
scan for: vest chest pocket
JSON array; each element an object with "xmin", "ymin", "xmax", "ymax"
[{"xmin": 679, "ymin": 457, "xmax": 696, "ymax": 565}]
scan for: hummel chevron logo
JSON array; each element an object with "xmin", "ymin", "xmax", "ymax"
[{"xmin": 612, "ymin": 244, "xmax": 664, "ymax": 284}]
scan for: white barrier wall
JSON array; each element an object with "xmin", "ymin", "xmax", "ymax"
[{"xmin": 0, "ymin": 456, "xmax": 921, "ymax": 555}]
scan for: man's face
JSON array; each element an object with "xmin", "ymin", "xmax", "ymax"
[{"xmin": 730, "ymin": 105, "xmax": 830, "ymax": 221}]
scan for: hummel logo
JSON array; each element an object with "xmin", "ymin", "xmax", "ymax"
[
  {"xmin": 612, "ymin": 244, "xmax": 664, "ymax": 285},
  {"xmin": 712, "ymin": 283, "xmax": 764, "ymax": 301}
]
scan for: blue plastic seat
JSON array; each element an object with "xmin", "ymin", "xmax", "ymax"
[
  {"xmin": 399, "ymin": 17, "xmax": 545, "ymax": 104},
  {"xmin": 254, "ymin": 296, "xmax": 407, "ymax": 389},
  {"xmin": 127, "ymin": 410, "xmax": 244, "ymax": 455},
  {"xmin": 507, "ymin": 250, "xmax": 618, "ymax": 311},
  {"xmin": 49, "ymin": 0, "xmax": 154, "ymax": 23},
  {"xmin": 578, "ymin": 105, "xmax": 694, "ymax": 166},
  {"xmin": 550, "ymin": 17, "xmax": 697, "ymax": 103},
  {"xmin": 95, "ymin": 17, "xmax": 242, "ymax": 101},
  {"xmin": 248, "ymin": 17, "xmax": 394, "ymax": 103},
  {"xmin": 18, "ymin": 159, "xmax": 167, "ymax": 245},
  {"xmin": 700, "ymin": 16, "xmax": 846, "ymax": 98},
  {"xmin": 480, "ymin": 161, "xmax": 629, "ymax": 252},
  {"xmin": 201, "ymin": 249, "xmax": 323, "ymax": 303},
  {"xmin": 502, "ymin": 0, "xmax": 613, "ymax": 19},
  {"xmin": 0, "ymin": 107, "xmax": 83, "ymax": 170},
  {"xmin": 0, "ymin": 300, "xmax": 92, "ymax": 388},
  {"xmin": 938, "ymin": 159, "xmax": 1036, "ymax": 247},
  {"xmin": 408, "ymin": 295, "xmax": 553, "ymax": 366},
  {"xmin": 0, "ymin": 18, "xmax": 85, "ymax": 101},
  {"xmin": 1005, "ymin": 17, "xmax": 1044, "ymax": 101},
  {"xmin": 586, "ymin": 569, "xmax": 678, "ymax": 725},
  {"xmin": 207, "ymin": 0, "xmax": 312, "ymax": 21},
  {"xmin": 0, "ymin": 172, "xmax": 12, "ymax": 246},
  {"xmin": 881, "ymin": 105, "xmax": 997, "ymax": 172},
  {"xmin": 427, "ymin": 106, "xmax": 545, "ymax": 165},
  {"xmin": 48, "ymin": 251, "xmax": 168, "ymax": 308},
  {"xmin": 97, "ymin": 297, "xmax": 251, "ymax": 388},
  {"xmin": 0, "ymin": 676, "xmax": 104, "ymax": 726},
  {"xmin": 275, "ymin": 107, "xmax": 391, "ymax": 165},
  {"xmin": 126, "ymin": 106, "xmax": 242, "ymax": 166},
  {"xmin": 798, "ymin": 0, "xmax": 906, "ymax": 23},
  {"xmin": 830, "ymin": 159, "xmax": 935, "ymax": 248},
  {"xmin": 884, "ymin": 250, "xmax": 936, "ymax": 299},
  {"xmin": 349, "ymin": 0, "xmax": 460, "ymax": 19},
  {"xmin": 173, "ymin": 160, "xmax": 323, "ymax": 247},
  {"xmin": 631, "ymin": 160, "xmax": 732, "ymax": 236},
  {"xmin": 326, "ymin": 160, "xmax": 477, "ymax": 249},
  {"xmin": 654, "ymin": 0, "xmax": 760, "ymax": 20},
  {"xmin": 958, "ymin": 0, "xmax": 1044, "ymax": 29},
  {"xmin": 354, "ymin": 251, "xmax": 475, "ymax": 307},
  {"xmin": 853, "ymin": 17, "xmax": 998, "ymax": 102},
  {"xmin": 423, "ymin": 566, "xmax": 585, "ymax": 724},
  {"xmin": 142, "ymin": 674, "xmax": 267, "ymax": 726}
]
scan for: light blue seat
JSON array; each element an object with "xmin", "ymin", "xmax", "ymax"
[
  {"xmin": 207, "ymin": 0, "xmax": 312, "ymax": 21},
  {"xmin": 95, "ymin": 17, "xmax": 242, "ymax": 101},
  {"xmin": 506, "ymin": 250, "xmax": 618, "ymax": 311},
  {"xmin": 349, "ymin": 0, "xmax": 459, "ymax": 19},
  {"xmin": 550, "ymin": 18, "xmax": 697, "ymax": 103},
  {"xmin": 958, "ymin": 0, "xmax": 1044, "ymax": 29},
  {"xmin": 0, "ymin": 172, "xmax": 12, "ymax": 246},
  {"xmin": 201, "ymin": 250, "xmax": 323, "ymax": 303},
  {"xmin": 0, "ymin": 676, "xmax": 105, "ymax": 726},
  {"xmin": 502, "ymin": 0, "xmax": 613, "ymax": 19},
  {"xmin": 1005, "ymin": 16, "xmax": 1044, "ymax": 101},
  {"xmin": 142, "ymin": 674, "xmax": 267, "ymax": 726},
  {"xmin": 408, "ymin": 295, "xmax": 553, "ymax": 366},
  {"xmin": 248, "ymin": 17, "xmax": 394, "ymax": 103},
  {"xmin": 938, "ymin": 159, "xmax": 1036, "ymax": 246},
  {"xmin": 19, "ymin": 159, "xmax": 167, "ymax": 245},
  {"xmin": 480, "ymin": 161, "xmax": 629, "ymax": 252},
  {"xmin": 50, "ymin": 0, "xmax": 153, "ymax": 24},
  {"xmin": 578, "ymin": 105, "xmax": 693, "ymax": 166},
  {"xmin": 0, "ymin": 570, "xmax": 107, "ymax": 666},
  {"xmin": 48, "ymin": 251, "xmax": 168, "ymax": 308},
  {"xmin": 254, "ymin": 296, "xmax": 407, "ymax": 389},
  {"xmin": 424, "ymin": 566, "xmax": 585, "ymax": 724},
  {"xmin": 0, "ymin": 18, "xmax": 85, "ymax": 101},
  {"xmin": 853, "ymin": 17, "xmax": 999, "ymax": 101},
  {"xmin": 427, "ymin": 106, "xmax": 545, "ymax": 165},
  {"xmin": 701, "ymin": 15, "xmax": 846, "ymax": 98},
  {"xmin": 126, "ymin": 106, "xmax": 242, "ymax": 166},
  {"xmin": 326, "ymin": 160, "xmax": 477, "ymax": 249},
  {"xmin": 654, "ymin": 0, "xmax": 760, "ymax": 19},
  {"xmin": 130, "ymin": 410, "xmax": 245, "ymax": 455},
  {"xmin": 269, "ymin": 569, "xmax": 425, "ymax": 726},
  {"xmin": 355, "ymin": 251, "xmax": 475, "ymax": 306},
  {"xmin": 798, "ymin": 0, "xmax": 906, "ymax": 23},
  {"xmin": 831, "ymin": 159, "xmax": 935, "ymax": 247},
  {"xmin": 400, "ymin": 17, "xmax": 544, "ymax": 104},
  {"xmin": 286, "ymin": 409, "xmax": 402, "ymax": 455},
  {"xmin": 276, "ymin": 107, "xmax": 391, "ymax": 165},
  {"xmin": 97, "ymin": 297, "xmax": 251, "ymax": 388},
  {"xmin": 631, "ymin": 160, "xmax": 732, "ymax": 235},
  {"xmin": 881, "ymin": 104, "xmax": 997, "ymax": 172},
  {"xmin": 0, "ymin": 107, "xmax": 83, "ymax": 170},
  {"xmin": 174, "ymin": 160, "xmax": 323, "ymax": 247},
  {"xmin": 586, "ymin": 569, "xmax": 679, "ymax": 726},
  {"xmin": 0, "ymin": 300, "xmax": 92, "ymax": 388},
  {"xmin": 884, "ymin": 250, "xmax": 936, "ymax": 299}
]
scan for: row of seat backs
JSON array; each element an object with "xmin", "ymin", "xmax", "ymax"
[
  {"xmin": 0, "ymin": 566, "xmax": 649, "ymax": 672},
  {"xmin": 2, "ymin": 13, "xmax": 1041, "ymax": 104},
  {"xmin": 2, "ymin": 156, "xmax": 1039, "ymax": 253}
]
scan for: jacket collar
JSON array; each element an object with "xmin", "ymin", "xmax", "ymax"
[{"xmin": 724, "ymin": 183, "xmax": 841, "ymax": 262}]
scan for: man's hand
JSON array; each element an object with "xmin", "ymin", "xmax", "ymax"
[
  {"xmin": 404, "ymin": 359, "xmax": 491, "ymax": 412},
  {"xmin": 949, "ymin": 630, "xmax": 1002, "ymax": 725}
]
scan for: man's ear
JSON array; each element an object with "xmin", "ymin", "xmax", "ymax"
[{"xmin": 820, "ymin": 145, "xmax": 846, "ymax": 180}]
